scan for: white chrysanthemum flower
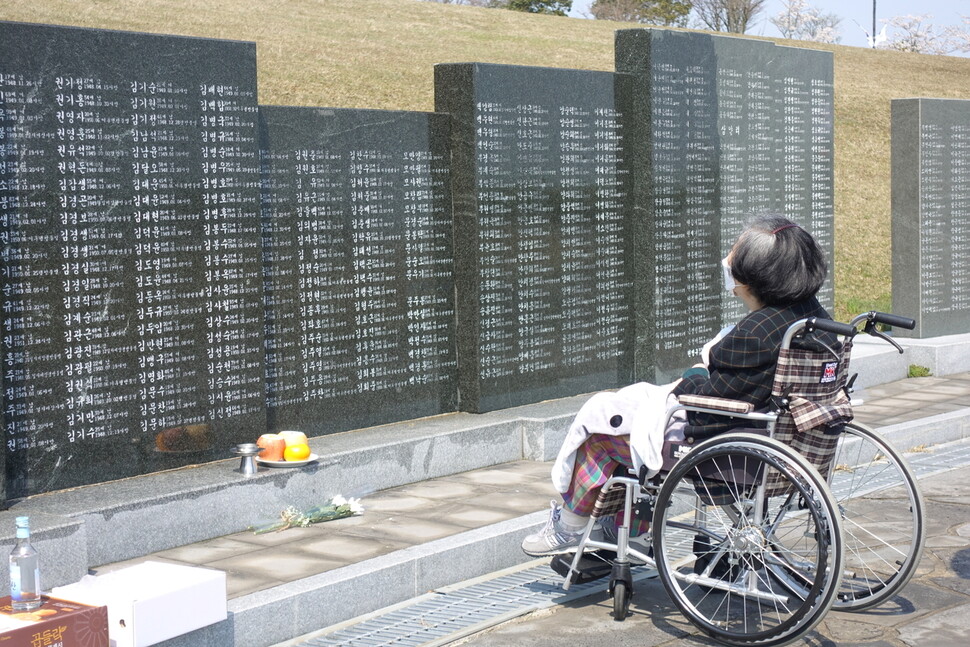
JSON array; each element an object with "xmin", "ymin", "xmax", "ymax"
[
  {"xmin": 251, "ymin": 496, "xmax": 364, "ymax": 534},
  {"xmin": 280, "ymin": 506, "xmax": 310, "ymax": 528},
  {"xmin": 347, "ymin": 498, "xmax": 365, "ymax": 515}
]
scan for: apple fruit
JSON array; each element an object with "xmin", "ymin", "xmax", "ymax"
[{"xmin": 256, "ymin": 433, "xmax": 286, "ymax": 461}]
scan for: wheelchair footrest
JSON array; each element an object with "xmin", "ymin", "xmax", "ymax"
[{"xmin": 550, "ymin": 550, "xmax": 616, "ymax": 584}]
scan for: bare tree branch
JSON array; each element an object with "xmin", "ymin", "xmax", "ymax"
[
  {"xmin": 692, "ymin": 0, "xmax": 767, "ymax": 34},
  {"xmin": 591, "ymin": 0, "xmax": 691, "ymax": 27}
]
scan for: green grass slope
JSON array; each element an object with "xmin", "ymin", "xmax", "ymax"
[{"xmin": 3, "ymin": 0, "xmax": 970, "ymax": 320}]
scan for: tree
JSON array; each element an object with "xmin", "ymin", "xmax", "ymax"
[
  {"xmin": 769, "ymin": 0, "xmax": 841, "ymax": 44},
  {"xmin": 944, "ymin": 15, "xmax": 970, "ymax": 54},
  {"xmin": 590, "ymin": 0, "xmax": 692, "ymax": 27},
  {"xmin": 692, "ymin": 0, "xmax": 766, "ymax": 34},
  {"xmin": 504, "ymin": 0, "xmax": 573, "ymax": 15},
  {"xmin": 881, "ymin": 14, "xmax": 955, "ymax": 55},
  {"xmin": 770, "ymin": 0, "xmax": 804, "ymax": 38}
]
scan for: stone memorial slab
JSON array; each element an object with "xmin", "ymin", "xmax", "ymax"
[
  {"xmin": 892, "ymin": 98, "xmax": 970, "ymax": 337},
  {"xmin": 615, "ymin": 29, "xmax": 835, "ymax": 380},
  {"xmin": 773, "ymin": 44, "xmax": 836, "ymax": 311},
  {"xmin": 258, "ymin": 106, "xmax": 457, "ymax": 434},
  {"xmin": 0, "ymin": 21, "xmax": 265, "ymax": 498},
  {"xmin": 714, "ymin": 37, "xmax": 779, "ymax": 325},
  {"xmin": 435, "ymin": 63, "xmax": 638, "ymax": 413}
]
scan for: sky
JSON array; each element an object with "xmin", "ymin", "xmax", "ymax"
[{"xmin": 567, "ymin": 1, "xmax": 970, "ymax": 51}]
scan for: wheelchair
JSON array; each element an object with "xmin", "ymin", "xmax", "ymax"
[{"xmin": 552, "ymin": 312, "xmax": 926, "ymax": 646}]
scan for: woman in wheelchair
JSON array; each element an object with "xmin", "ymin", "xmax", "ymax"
[{"xmin": 521, "ymin": 213, "xmax": 835, "ymax": 557}]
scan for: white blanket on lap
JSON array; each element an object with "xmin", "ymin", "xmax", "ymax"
[{"xmin": 551, "ymin": 381, "xmax": 679, "ymax": 493}]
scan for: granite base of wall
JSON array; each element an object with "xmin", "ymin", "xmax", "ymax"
[
  {"xmin": 897, "ymin": 333, "xmax": 970, "ymax": 378},
  {"xmin": 0, "ymin": 395, "xmax": 590, "ymax": 593},
  {"xmin": 842, "ymin": 333, "xmax": 970, "ymax": 390}
]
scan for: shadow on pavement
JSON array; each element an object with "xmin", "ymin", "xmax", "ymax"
[{"xmin": 951, "ymin": 547, "xmax": 970, "ymax": 578}]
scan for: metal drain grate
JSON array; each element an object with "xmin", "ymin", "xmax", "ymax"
[
  {"xmin": 300, "ymin": 562, "xmax": 653, "ymax": 647},
  {"xmin": 906, "ymin": 442, "xmax": 970, "ymax": 476},
  {"xmin": 827, "ymin": 438, "xmax": 970, "ymax": 500}
]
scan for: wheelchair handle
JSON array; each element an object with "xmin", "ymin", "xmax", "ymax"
[
  {"xmin": 848, "ymin": 311, "xmax": 916, "ymax": 354},
  {"xmin": 849, "ymin": 311, "xmax": 916, "ymax": 330},
  {"xmin": 807, "ymin": 317, "xmax": 857, "ymax": 338},
  {"xmin": 781, "ymin": 317, "xmax": 854, "ymax": 356},
  {"xmin": 871, "ymin": 312, "xmax": 916, "ymax": 330}
]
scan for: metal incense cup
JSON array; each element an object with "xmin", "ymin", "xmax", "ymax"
[{"xmin": 232, "ymin": 443, "xmax": 261, "ymax": 476}]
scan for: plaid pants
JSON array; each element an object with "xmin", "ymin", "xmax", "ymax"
[{"xmin": 562, "ymin": 434, "xmax": 649, "ymax": 535}]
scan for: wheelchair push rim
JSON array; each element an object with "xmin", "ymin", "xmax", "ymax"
[{"xmin": 652, "ymin": 433, "xmax": 844, "ymax": 647}]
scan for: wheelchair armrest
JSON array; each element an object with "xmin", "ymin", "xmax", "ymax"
[{"xmin": 677, "ymin": 394, "xmax": 754, "ymax": 415}]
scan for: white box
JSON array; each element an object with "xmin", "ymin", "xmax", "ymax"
[{"xmin": 52, "ymin": 561, "xmax": 227, "ymax": 647}]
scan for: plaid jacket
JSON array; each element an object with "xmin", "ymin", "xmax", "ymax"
[{"xmin": 672, "ymin": 297, "xmax": 834, "ymax": 440}]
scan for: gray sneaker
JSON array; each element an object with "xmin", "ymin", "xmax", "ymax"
[
  {"xmin": 595, "ymin": 515, "xmax": 618, "ymax": 544},
  {"xmin": 521, "ymin": 501, "xmax": 583, "ymax": 556}
]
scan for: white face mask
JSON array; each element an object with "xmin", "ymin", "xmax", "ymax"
[{"xmin": 721, "ymin": 257, "xmax": 736, "ymax": 293}]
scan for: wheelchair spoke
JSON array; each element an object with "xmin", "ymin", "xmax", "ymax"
[
  {"xmin": 653, "ymin": 435, "xmax": 842, "ymax": 646},
  {"xmin": 840, "ymin": 515, "xmax": 907, "ymax": 589},
  {"xmin": 829, "ymin": 422, "xmax": 925, "ymax": 610}
]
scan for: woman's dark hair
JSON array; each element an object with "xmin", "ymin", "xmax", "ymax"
[{"xmin": 730, "ymin": 214, "xmax": 827, "ymax": 307}]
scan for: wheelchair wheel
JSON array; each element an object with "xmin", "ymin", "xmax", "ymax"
[
  {"xmin": 612, "ymin": 579, "xmax": 630, "ymax": 620},
  {"xmin": 609, "ymin": 560, "xmax": 633, "ymax": 620},
  {"xmin": 653, "ymin": 433, "xmax": 843, "ymax": 647},
  {"xmin": 828, "ymin": 421, "xmax": 926, "ymax": 611}
]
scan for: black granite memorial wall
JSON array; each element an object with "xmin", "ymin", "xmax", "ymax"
[
  {"xmin": 435, "ymin": 63, "xmax": 639, "ymax": 413},
  {"xmin": 615, "ymin": 29, "xmax": 836, "ymax": 381},
  {"xmin": 774, "ymin": 45, "xmax": 836, "ymax": 312},
  {"xmin": 616, "ymin": 30, "xmax": 723, "ymax": 381},
  {"xmin": 892, "ymin": 98, "xmax": 970, "ymax": 337},
  {"xmin": 0, "ymin": 21, "xmax": 265, "ymax": 498},
  {"xmin": 0, "ymin": 19, "xmax": 841, "ymax": 501},
  {"xmin": 258, "ymin": 107, "xmax": 457, "ymax": 434}
]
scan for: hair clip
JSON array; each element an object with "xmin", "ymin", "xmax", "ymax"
[{"xmin": 771, "ymin": 223, "xmax": 800, "ymax": 235}]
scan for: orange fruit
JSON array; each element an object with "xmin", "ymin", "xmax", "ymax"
[{"xmin": 283, "ymin": 443, "xmax": 311, "ymax": 461}]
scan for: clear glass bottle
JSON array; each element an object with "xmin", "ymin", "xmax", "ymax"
[{"xmin": 9, "ymin": 516, "xmax": 41, "ymax": 611}]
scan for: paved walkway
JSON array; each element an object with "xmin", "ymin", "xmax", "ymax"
[
  {"xmin": 855, "ymin": 371, "xmax": 970, "ymax": 427},
  {"xmin": 443, "ymin": 459, "xmax": 970, "ymax": 647},
  {"xmin": 94, "ymin": 371, "xmax": 970, "ymax": 609}
]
